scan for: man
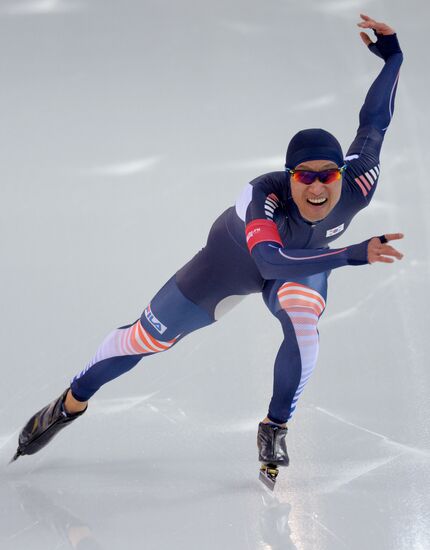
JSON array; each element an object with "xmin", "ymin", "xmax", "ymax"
[{"xmin": 12, "ymin": 14, "xmax": 404, "ymax": 487}]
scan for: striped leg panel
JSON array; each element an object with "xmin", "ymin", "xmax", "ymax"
[
  {"xmin": 277, "ymin": 282, "xmax": 326, "ymax": 419},
  {"xmin": 69, "ymin": 317, "xmax": 179, "ymax": 400},
  {"xmin": 73, "ymin": 319, "xmax": 177, "ymax": 383},
  {"xmin": 69, "ymin": 275, "xmax": 214, "ymax": 402}
]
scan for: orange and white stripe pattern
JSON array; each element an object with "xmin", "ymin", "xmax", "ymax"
[
  {"xmin": 277, "ymin": 282, "xmax": 326, "ymax": 417},
  {"xmin": 76, "ymin": 319, "xmax": 177, "ymax": 380},
  {"xmin": 277, "ymin": 282, "xmax": 325, "ymax": 317},
  {"xmin": 354, "ymin": 164, "xmax": 380, "ymax": 197}
]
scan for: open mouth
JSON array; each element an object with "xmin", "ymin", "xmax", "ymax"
[{"xmin": 306, "ymin": 197, "xmax": 328, "ymax": 206}]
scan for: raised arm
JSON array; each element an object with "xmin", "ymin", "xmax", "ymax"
[
  {"xmin": 344, "ymin": 15, "xmax": 404, "ymax": 202},
  {"xmin": 355, "ymin": 14, "xmax": 403, "ymax": 133}
]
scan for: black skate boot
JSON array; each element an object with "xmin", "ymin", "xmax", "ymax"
[
  {"xmin": 257, "ymin": 422, "xmax": 289, "ymax": 490},
  {"xmin": 10, "ymin": 388, "xmax": 87, "ymax": 463}
]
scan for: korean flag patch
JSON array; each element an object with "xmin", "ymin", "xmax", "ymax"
[{"xmin": 326, "ymin": 223, "xmax": 344, "ymax": 237}]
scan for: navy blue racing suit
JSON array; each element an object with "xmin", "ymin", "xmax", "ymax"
[{"xmin": 70, "ymin": 34, "xmax": 403, "ymax": 424}]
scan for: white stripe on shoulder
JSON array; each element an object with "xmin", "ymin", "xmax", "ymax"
[
  {"xmin": 235, "ymin": 183, "xmax": 253, "ymax": 221},
  {"xmin": 364, "ymin": 172, "xmax": 375, "ymax": 185},
  {"xmin": 344, "ymin": 154, "xmax": 359, "ymax": 161},
  {"xmin": 265, "ymin": 198, "xmax": 278, "ymax": 209}
]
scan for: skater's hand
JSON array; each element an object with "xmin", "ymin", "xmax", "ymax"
[
  {"xmin": 368, "ymin": 233, "xmax": 404, "ymax": 264},
  {"xmin": 357, "ymin": 14, "xmax": 396, "ymax": 47}
]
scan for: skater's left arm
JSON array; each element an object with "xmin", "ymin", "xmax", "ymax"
[
  {"xmin": 245, "ymin": 229, "xmax": 403, "ymax": 280},
  {"xmin": 242, "ymin": 172, "xmax": 404, "ymax": 279},
  {"xmin": 344, "ymin": 15, "xmax": 404, "ymax": 204}
]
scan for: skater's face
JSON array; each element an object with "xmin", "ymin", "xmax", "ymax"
[{"xmin": 289, "ymin": 159, "xmax": 343, "ymax": 222}]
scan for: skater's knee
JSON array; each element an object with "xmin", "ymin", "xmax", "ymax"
[{"xmin": 277, "ymin": 282, "xmax": 326, "ymax": 318}]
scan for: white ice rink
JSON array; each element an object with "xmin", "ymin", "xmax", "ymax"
[{"xmin": 1, "ymin": 1, "xmax": 429, "ymax": 549}]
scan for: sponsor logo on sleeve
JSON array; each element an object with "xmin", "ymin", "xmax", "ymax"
[{"xmin": 246, "ymin": 227, "xmax": 261, "ymax": 242}]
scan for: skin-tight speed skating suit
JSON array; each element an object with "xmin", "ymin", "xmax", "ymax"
[{"xmin": 69, "ymin": 34, "xmax": 403, "ymax": 425}]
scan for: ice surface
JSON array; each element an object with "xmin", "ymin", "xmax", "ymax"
[{"xmin": 1, "ymin": 1, "xmax": 429, "ymax": 549}]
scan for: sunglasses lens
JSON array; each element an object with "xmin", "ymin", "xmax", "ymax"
[
  {"xmin": 318, "ymin": 169, "xmax": 341, "ymax": 184},
  {"xmin": 292, "ymin": 171, "xmax": 316, "ymax": 185},
  {"xmin": 290, "ymin": 167, "xmax": 344, "ymax": 184}
]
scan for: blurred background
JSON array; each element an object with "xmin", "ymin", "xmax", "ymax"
[{"xmin": 1, "ymin": 1, "xmax": 429, "ymax": 549}]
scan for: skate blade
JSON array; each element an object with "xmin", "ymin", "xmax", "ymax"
[
  {"xmin": 259, "ymin": 465, "xmax": 278, "ymax": 491},
  {"xmin": 9, "ymin": 450, "xmax": 22, "ymax": 464}
]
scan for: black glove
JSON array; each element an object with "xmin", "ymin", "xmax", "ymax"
[
  {"xmin": 346, "ymin": 239, "xmax": 371, "ymax": 266},
  {"xmin": 368, "ymin": 32, "xmax": 402, "ymax": 61}
]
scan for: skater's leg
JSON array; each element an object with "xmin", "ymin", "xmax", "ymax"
[
  {"xmin": 261, "ymin": 272, "xmax": 328, "ymax": 424},
  {"xmin": 69, "ymin": 274, "xmax": 214, "ymax": 403},
  {"xmin": 69, "ymin": 208, "xmax": 264, "ymax": 404},
  {"xmin": 11, "ymin": 275, "xmax": 215, "ymax": 461},
  {"xmin": 13, "ymin": 207, "xmax": 264, "ymax": 460},
  {"xmin": 257, "ymin": 273, "xmax": 328, "ymax": 477},
  {"xmin": 64, "ymin": 389, "xmax": 87, "ymax": 414}
]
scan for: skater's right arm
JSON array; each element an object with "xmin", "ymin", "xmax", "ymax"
[{"xmin": 343, "ymin": 16, "xmax": 403, "ymax": 205}]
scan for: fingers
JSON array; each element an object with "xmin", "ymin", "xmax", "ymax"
[
  {"xmin": 379, "ymin": 244, "xmax": 404, "ymax": 260},
  {"xmin": 358, "ymin": 13, "xmax": 375, "ymax": 26},
  {"xmin": 375, "ymin": 256, "xmax": 395, "ymax": 264},
  {"xmin": 360, "ymin": 31, "xmax": 373, "ymax": 47},
  {"xmin": 383, "ymin": 232, "xmax": 404, "ymax": 242},
  {"xmin": 368, "ymin": 234, "xmax": 405, "ymax": 264},
  {"xmin": 360, "ymin": 32, "xmax": 371, "ymax": 45},
  {"xmin": 371, "ymin": 250, "xmax": 403, "ymax": 263},
  {"xmin": 357, "ymin": 13, "xmax": 395, "ymax": 35}
]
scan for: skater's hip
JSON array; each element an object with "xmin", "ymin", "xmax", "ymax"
[{"xmin": 175, "ymin": 207, "xmax": 264, "ymax": 318}]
